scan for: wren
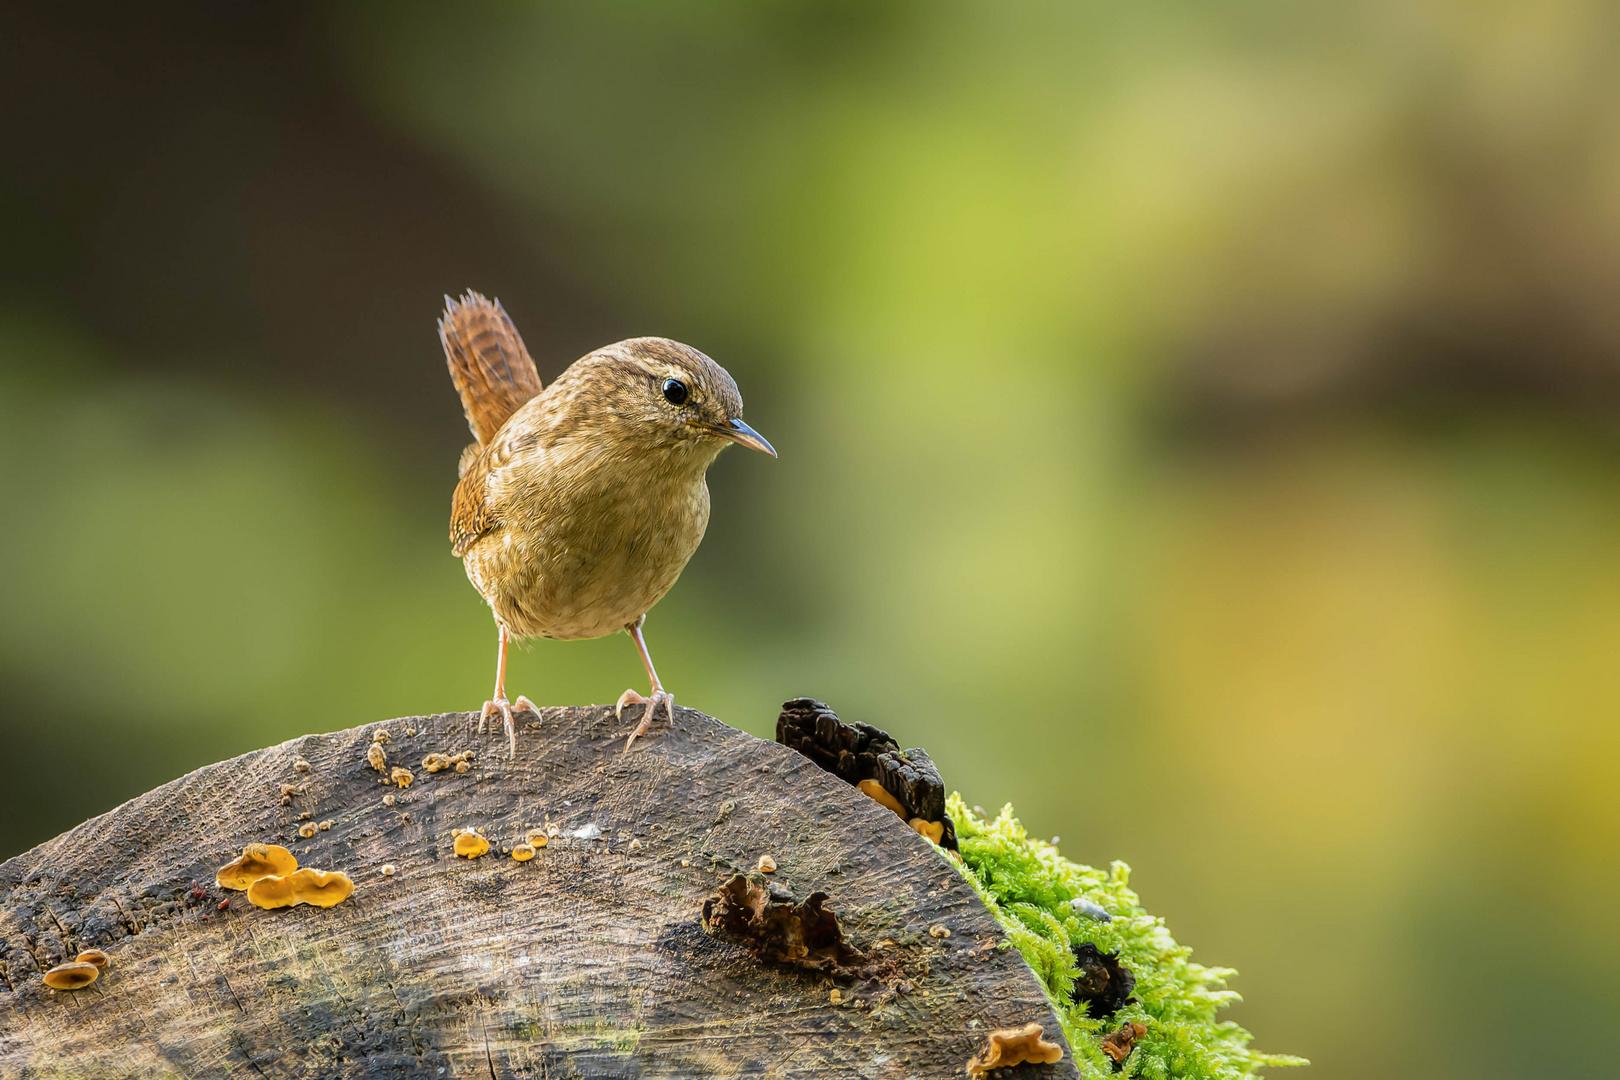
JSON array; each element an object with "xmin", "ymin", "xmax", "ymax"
[{"xmin": 440, "ymin": 292, "xmax": 775, "ymax": 756}]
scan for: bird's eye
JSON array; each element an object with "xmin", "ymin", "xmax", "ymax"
[{"xmin": 662, "ymin": 379, "xmax": 689, "ymax": 406}]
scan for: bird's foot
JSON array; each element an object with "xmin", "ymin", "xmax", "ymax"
[
  {"xmin": 615, "ymin": 688, "xmax": 674, "ymax": 751},
  {"xmin": 480, "ymin": 696, "xmax": 536, "ymax": 760}
]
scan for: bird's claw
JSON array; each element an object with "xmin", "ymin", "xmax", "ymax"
[
  {"xmin": 616, "ymin": 688, "xmax": 673, "ymax": 751},
  {"xmin": 480, "ymin": 697, "xmax": 522, "ymax": 760}
]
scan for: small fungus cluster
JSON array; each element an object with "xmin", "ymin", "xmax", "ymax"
[
  {"xmin": 215, "ymin": 843, "xmax": 354, "ymax": 911},
  {"xmin": 453, "ymin": 829, "xmax": 490, "ymax": 858},
  {"xmin": 43, "ymin": 950, "xmax": 111, "ymax": 991},
  {"xmin": 422, "ymin": 750, "xmax": 474, "ymax": 773}
]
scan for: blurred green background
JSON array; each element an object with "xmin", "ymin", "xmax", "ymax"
[{"xmin": 4, "ymin": 2, "xmax": 1619, "ymax": 1075}]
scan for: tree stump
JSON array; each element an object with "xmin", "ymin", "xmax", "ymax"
[{"xmin": 0, "ymin": 705, "xmax": 1076, "ymax": 1078}]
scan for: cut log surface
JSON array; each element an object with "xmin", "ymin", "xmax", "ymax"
[{"xmin": 0, "ymin": 706, "xmax": 1076, "ymax": 1079}]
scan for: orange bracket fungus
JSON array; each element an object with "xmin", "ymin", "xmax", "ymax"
[
  {"xmin": 965, "ymin": 1023, "xmax": 1065, "ymax": 1077},
  {"xmin": 454, "ymin": 831, "xmax": 490, "ymax": 858},
  {"xmin": 216, "ymin": 844, "xmax": 298, "ymax": 891},
  {"xmin": 74, "ymin": 949, "xmax": 110, "ymax": 969},
  {"xmin": 756, "ymin": 854, "xmax": 777, "ymax": 873},
  {"xmin": 511, "ymin": 842, "xmax": 536, "ymax": 862},
  {"xmin": 422, "ymin": 753, "xmax": 452, "ymax": 773},
  {"xmin": 367, "ymin": 741, "xmax": 387, "ymax": 773},
  {"xmin": 43, "ymin": 961, "xmax": 100, "ymax": 991},
  {"xmin": 390, "ymin": 766, "xmax": 414, "ymax": 789}
]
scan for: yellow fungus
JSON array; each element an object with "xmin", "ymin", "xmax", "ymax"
[
  {"xmin": 43, "ymin": 962, "xmax": 99, "ymax": 991},
  {"xmin": 290, "ymin": 868, "xmax": 354, "ymax": 908},
  {"xmin": 216, "ymin": 844, "xmax": 298, "ymax": 891},
  {"xmin": 246, "ymin": 873, "xmax": 299, "ymax": 909},
  {"xmin": 856, "ymin": 779, "xmax": 907, "ymax": 819},
  {"xmin": 909, "ymin": 818, "xmax": 945, "ymax": 844}
]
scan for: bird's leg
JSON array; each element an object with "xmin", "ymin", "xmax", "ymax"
[
  {"xmin": 479, "ymin": 624, "xmax": 536, "ymax": 759},
  {"xmin": 616, "ymin": 614, "xmax": 673, "ymax": 751}
]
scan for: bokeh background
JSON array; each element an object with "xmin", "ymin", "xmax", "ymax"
[{"xmin": 3, "ymin": 3, "xmax": 1619, "ymax": 1076}]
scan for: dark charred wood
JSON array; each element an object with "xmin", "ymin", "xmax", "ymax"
[
  {"xmin": 701, "ymin": 872, "xmax": 873, "ymax": 977},
  {"xmin": 776, "ymin": 697, "xmax": 959, "ymax": 850},
  {"xmin": 1072, "ymin": 942, "xmax": 1137, "ymax": 1018}
]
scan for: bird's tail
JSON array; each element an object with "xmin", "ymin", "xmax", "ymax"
[{"xmin": 439, "ymin": 291, "xmax": 544, "ymax": 447}]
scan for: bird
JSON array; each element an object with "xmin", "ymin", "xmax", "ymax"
[{"xmin": 439, "ymin": 291, "xmax": 776, "ymax": 757}]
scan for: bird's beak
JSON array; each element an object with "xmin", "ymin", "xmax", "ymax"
[{"xmin": 707, "ymin": 417, "xmax": 777, "ymax": 457}]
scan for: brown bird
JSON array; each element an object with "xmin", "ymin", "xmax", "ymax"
[{"xmin": 440, "ymin": 292, "xmax": 776, "ymax": 756}]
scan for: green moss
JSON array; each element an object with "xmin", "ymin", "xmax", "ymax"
[{"xmin": 948, "ymin": 796, "xmax": 1306, "ymax": 1078}]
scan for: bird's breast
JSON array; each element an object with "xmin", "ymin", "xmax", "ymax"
[{"xmin": 463, "ymin": 451, "xmax": 712, "ymax": 641}]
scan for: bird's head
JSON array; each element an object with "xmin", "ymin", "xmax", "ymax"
[{"xmin": 558, "ymin": 337, "xmax": 776, "ymax": 464}]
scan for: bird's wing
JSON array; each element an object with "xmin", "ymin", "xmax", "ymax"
[
  {"xmin": 449, "ymin": 446, "xmax": 498, "ymax": 557},
  {"xmin": 449, "ymin": 413, "xmax": 542, "ymax": 557},
  {"xmin": 439, "ymin": 291, "xmax": 543, "ymax": 446}
]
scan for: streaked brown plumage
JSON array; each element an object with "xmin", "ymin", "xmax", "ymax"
[{"xmin": 440, "ymin": 291, "xmax": 775, "ymax": 756}]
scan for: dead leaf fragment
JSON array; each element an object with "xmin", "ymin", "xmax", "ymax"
[{"xmin": 1100, "ymin": 1021, "xmax": 1147, "ymax": 1064}]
